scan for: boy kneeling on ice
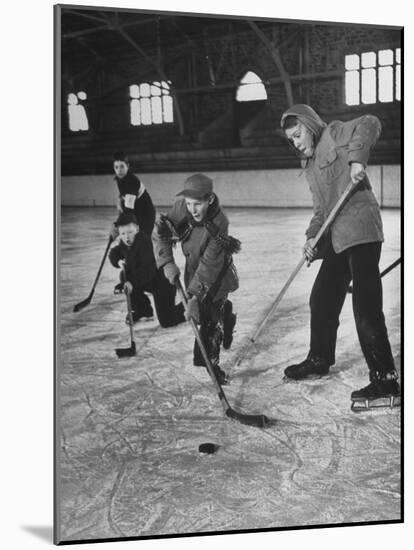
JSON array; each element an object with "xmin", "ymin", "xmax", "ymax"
[
  {"xmin": 109, "ymin": 212, "xmax": 185, "ymax": 327},
  {"xmin": 110, "ymin": 152, "xmax": 155, "ymax": 308},
  {"xmin": 152, "ymin": 174, "xmax": 239, "ymax": 385}
]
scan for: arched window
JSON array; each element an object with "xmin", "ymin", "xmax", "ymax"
[
  {"xmin": 67, "ymin": 91, "xmax": 89, "ymax": 132},
  {"xmin": 130, "ymin": 81, "xmax": 173, "ymax": 126},
  {"xmin": 236, "ymin": 71, "xmax": 267, "ymax": 102}
]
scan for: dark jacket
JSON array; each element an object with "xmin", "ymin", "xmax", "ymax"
[
  {"xmin": 109, "ymin": 231, "xmax": 157, "ymax": 288},
  {"xmin": 152, "ymin": 195, "xmax": 239, "ymax": 302},
  {"xmin": 115, "ymin": 171, "xmax": 156, "ymax": 235},
  {"xmin": 281, "ymin": 104, "xmax": 383, "ymax": 254}
]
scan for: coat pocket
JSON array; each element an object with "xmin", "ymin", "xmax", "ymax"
[
  {"xmin": 226, "ymin": 262, "xmax": 239, "ymax": 293},
  {"xmin": 318, "ymin": 148, "xmax": 347, "ymax": 186},
  {"xmin": 218, "ymin": 261, "xmax": 239, "ymax": 297}
]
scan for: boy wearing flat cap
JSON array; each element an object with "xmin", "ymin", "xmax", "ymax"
[
  {"xmin": 109, "ymin": 212, "xmax": 185, "ymax": 328},
  {"xmin": 152, "ymin": 174, "xmax": 239, "ymax": 385}
]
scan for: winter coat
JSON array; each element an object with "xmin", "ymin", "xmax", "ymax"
[
  {"xmin": 114, "ymin": 171, "xmax": 156, "ymax": 235},
  {"xmin": 109, "ymin": 231, "xmax": 157, "ymax": 288},
  {"xmin": 152, "ymin": 195, "xmax": 239, "ymax": 302},
  {"xmin": 281, "ymin": 104, "xmax": 384, "ymax": 254}
]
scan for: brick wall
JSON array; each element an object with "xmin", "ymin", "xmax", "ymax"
[{"xmin": 61, "ymin": 19, "xmax": 402, "ymax": 175}]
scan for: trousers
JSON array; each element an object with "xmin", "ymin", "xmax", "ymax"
[
  {"xmin": 131, "ymin": 270, "xmax": 184, "ymax": 327},
  {"xmin": 193, "ymin": 298, "xmax": 227, "ymax": 367},
  {"xmin": 310, "ymin": 240, "xmax": 395, "ymax": 379}
]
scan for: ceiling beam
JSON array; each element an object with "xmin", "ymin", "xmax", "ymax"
[
  {"xmin": 248, "ymin": 21, "xmax": 294, "ymax": 106},
  {"xmin": 66, "ymin": 9, "xmax": 111, "ymax": 25},
  {"xmin": 62, "ymin": 15, "xmax": 163, "ymax": 39}
]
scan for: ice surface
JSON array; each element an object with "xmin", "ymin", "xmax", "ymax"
[{"xmin": 57, "ymin": 207, "xmax": 401, "ymax": 542}]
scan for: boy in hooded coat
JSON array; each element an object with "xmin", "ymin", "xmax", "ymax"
[
  {"xmin": 280, "ymin": 104, "xmax": 400, "ymax": 408},
  {"xmin": 152, "ymin": 174, "xmax": 239, "ymax": 385}
]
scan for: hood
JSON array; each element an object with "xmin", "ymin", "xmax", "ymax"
[{"xmin": 280, "ymin": 104, "xmax": 327, "ymax": 158}]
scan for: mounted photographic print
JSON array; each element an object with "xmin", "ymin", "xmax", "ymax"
[{"xmin": 54, "ymin": 3, "xmax": 402, "ymax": 545}]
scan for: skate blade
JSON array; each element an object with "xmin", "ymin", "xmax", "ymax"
[{"xmin": 351, "ymin": 394, "xmax": 401, "ymax": 412}]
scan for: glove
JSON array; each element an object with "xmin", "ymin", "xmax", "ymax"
[
  {"xmin": 350, "ymin": 162, "xmax": 366, "ymax": 184},
  {"xmin": 185, "ymin": 295, "xmax": 200, "ymax": 323},
  {"xmin": 163, "ymin": 262, "xmax": 180, "ymax": 285},
  {"xmin": 109, "ymin": 223, "xmax": 119, "ymax": 240}
]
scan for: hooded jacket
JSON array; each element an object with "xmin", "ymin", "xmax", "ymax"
[
  {"xmin": 281, "ymin": 104, "xmax": 383, "ymax": 254},
  {"xmin": 152, "ymin": 195, "xmax": 239, "ymax": 302}
]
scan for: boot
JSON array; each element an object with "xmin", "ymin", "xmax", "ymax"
[
  {"xmin": 212, "ymin": 364, "xmax": 229, "ymax": 385},
  {"xmin": 284, "ymin": 353, "xmax": 330, "ymax": 380},
  {"xmin": 223, "ymin": 300, "xmax": 237, "ymax": 350},
  {"xmin": 351, "ymin": 372, "xmax": 401, "ymax": 410},
  {"xmin": 172, "ymin": 303, "xmax": 186, "ymax": 326},
  {"xmin": 159, "ymin": 304, "xmax": 186, "ymax": 328}
]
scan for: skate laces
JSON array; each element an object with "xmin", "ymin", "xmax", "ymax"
[{"xmin": 370, "ymin": 370, "xmax": 398, "ymax": 382}]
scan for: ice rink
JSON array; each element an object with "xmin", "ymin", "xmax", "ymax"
[{"xmin": 57, "ymin": 206, "xmax": 401, "ymax": 542}]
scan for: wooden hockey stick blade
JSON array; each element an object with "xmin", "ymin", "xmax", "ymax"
[
  {"xmin": 115, "ymin": 341, "xmax": 136, "ymax": 358},
  {"xmin": 226, "ymin": 408, "xmax": 269, "ymax": 427},
  {"xmin": 73, "ymin": 291, "xmax": 94, "ymax": 312}
]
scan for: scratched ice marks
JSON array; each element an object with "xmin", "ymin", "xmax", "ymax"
[{"xmin": 58, "ymin": 207, "xmax": 401, "ymax": 541}]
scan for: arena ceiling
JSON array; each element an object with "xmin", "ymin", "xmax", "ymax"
[{"xmin": 60, "ymin": 7, "xmax": 274, "ymax": 64}]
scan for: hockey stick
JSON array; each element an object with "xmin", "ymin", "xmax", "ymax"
[
  {"xmin": 73, "ymin": 235, "xmax": 113, "ymax": 312},
  {"xmin": 347, "ymin": 257, "xmax": 401, "ymax": 293},
  {"xmin": 236, "ymin": 178, "xmax": 360, "ymax": 367},
  {"xmin": 115, "ymin": 266, "xmax": 137, "ymax": 358},
  {"xmin": 175, "ymin": 279, "xmax": 268, "ymax": 428}
]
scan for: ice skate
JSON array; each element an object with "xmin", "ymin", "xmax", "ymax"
[
  {"xmin": 351, "ymin": 377, "xmax": 401, "ymax": 411},
  {"xmin": 192, "ymin": 352, "xmax": 229, "ymax": 384},
  {"xmin": 193, "ymin": 346, "xmax": 229, "ymax": 384},
  {"xmin": 284, "ymin": 353, "xmax": 330, "ymax": 380}
]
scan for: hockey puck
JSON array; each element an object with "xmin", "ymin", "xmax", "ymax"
[{"xmin": 198, "ymin": 443, "xmax": 218, "ymax": 454}]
